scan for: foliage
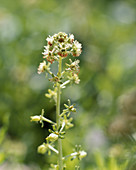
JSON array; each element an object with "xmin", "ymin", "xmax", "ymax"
[{"xmin": 93, "ymin": 152, "xmax": 128, "ymax": 170}]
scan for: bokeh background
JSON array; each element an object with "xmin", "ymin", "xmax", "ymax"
[{"xmin": 0, "ymin": 0, "xmax": 136, "ymax": 169}]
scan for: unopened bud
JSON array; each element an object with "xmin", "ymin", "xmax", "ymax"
[
  {"xmin": 30, "ymin": 115, "xmax": 40, "ymax": 122},
  {"xmin": 46, "ymin": 133, "xmax": 58, "ymax": 142},
  {"xmin": 79, "ymin": 150, "xmax": 87, "ymax": 159},
  {"xmin": 37, "ymin": 144, "xmax": 48, "ymax": 154}
]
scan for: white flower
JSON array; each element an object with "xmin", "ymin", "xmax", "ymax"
[
  {"xmin": 65, "ymin": 43, "xmax": 72, "ymax": 49},
  {"xmin": 46, "ymin": 133, "xmax": 58, "ymax": 142},
  {"xmin": 42, "ymin": 46, "xmax": 49, "ymax": 56},
  {"xmin": 37, "ymin": 60, "xmax": 47, "ymax": 74},
  {"xmin": 74, "ymin": 40, "xmax": 82, "ymax": 49},
  {"xmin": 71, "ymin": 40, "xmax": 82, "ymax": 57},
  {"xmin": 46, "ymin": 36, "xmax": 54, "ymax": 45},
  {"xmin": 79, "ymin": 150, "xmax": 87, "ymax": 159},
  {"xmin": 72, "ymin": 59, "xmax": 80, "ymax": 65},
  {"xmin": 76, "ymin": 48, "xmax": 82, "ymax": 56},
  {"xmin": 69, "ymin": 34, "xmax": 74, "ymax": 43}
]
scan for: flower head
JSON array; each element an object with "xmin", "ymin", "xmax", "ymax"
[{"xmin": 42, "ymin": 32, "xmax": 82, "ymax": 64}]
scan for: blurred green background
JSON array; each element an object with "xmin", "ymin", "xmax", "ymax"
[{"xmin": 0, "ymin": 0, "xmax": 136, "ymax": 169}]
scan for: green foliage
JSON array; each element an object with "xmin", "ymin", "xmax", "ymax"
[{"xmin": 94, "ymin": 152, "xmax": 128, "ymax": 170}]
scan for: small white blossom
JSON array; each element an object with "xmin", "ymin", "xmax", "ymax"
[
  {"xmin": 74, "ymin": 40, "xmax": 82, "ymax": 49},
  {"xmin": 69, "ymin": 34, "xmax": 74, "ymax": 43},
  {"xmin": 65, "ymin": 43, "xmax": 72, "ymax": 49},
  {"xmin": 72, "ymin": 40, "xmax": 82, "ymax": 57},
  {"xmin": 37, "ymin": 60, "xmax": 48, "ymax": 74},
  {"xmin": 42, "ymin": 47, "xmax": 49, "ymax": 56},
  {"xmin": 46, "ymin": 36, "xmax": 54, "ymax": 45},
  {"xmin": 76, "ymin": 48, "xmax": 82, "ymax": 56}
]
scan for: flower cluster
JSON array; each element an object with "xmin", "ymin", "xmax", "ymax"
[
  {"xmin": 65, "ymin": 59, "xmax": 80, "ymax": 84},
  {"xmin": 70, "ymin": 150, "xmax": 87, "ymax": 160},
  {"xmin": 62, "ymin": 145, "xmax": 87, "ymax": 162},
  {"xmin": 67, "ymin": 72, "xmax": 80, "ymax": 84},
  {"xmin": 45, "ymin": 88, "xmax": 57, "ymax": 102},
  {"xmin": 71, "ymin": 145, "xmax": 87, "ymax": 160},
  {"xmin": 42, "ymin": 32, "xmax": 82, "ymax": 64},
  {"xmin": 37, "ymin": 32, "xmax": 81, "ymax": 86},
  {"xmin": 66, "ymin": 59, "xmax": 80, "ymax": 75}
]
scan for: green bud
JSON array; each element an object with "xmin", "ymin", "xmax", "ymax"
[
  {"xmin": 79, "ymin": 151, "xmax": 87, "ymax": 159},
  {"xmin": 37, "ymin": 144, "xmax": 48, "ymax": 154},
  {"xmin": 46, "ymin": 133, "xmax": 58, "ymax": 142},
  {"xmin": 30, "ymin": 115, "xmax": 40, "ymax": 122}
]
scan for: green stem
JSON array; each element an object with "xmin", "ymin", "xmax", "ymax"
[
  {"xmin": 41, "ymin": 116, "xmax": 56, "ymax": 124},
  {"xmin": 60, "ymin": 80, "xmax": 70, "ymax": 88},
  {"xmin": 56, "ymin": 57, "xmax": 63, "ymax": 170},
  {"xmin": 48, "ymin": 144, "xmax": 59, "ymax": 154}
]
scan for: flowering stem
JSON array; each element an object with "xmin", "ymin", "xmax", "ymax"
[{"xmin": 56, "ymin": 57, "xmax": 63, "ymax": 170}]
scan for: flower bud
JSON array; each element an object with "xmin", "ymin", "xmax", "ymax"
[
  {"xmin": 37, "ymin": 144, "xmax": 48, "ymax": 154},
  {"xmin": 30, "ymin": 115, "xmax": 40, "ymax": 122},
  {"xmin": 79, "ymin": 150, "xmax": 87, "ymax": 159},
  {"xmin": 46, "ymin": 133, "xmax": 58, "ymax": 142},
  {"xmin": 73, "ymin": 73, "xmax": 80, "ymax": 84}
]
